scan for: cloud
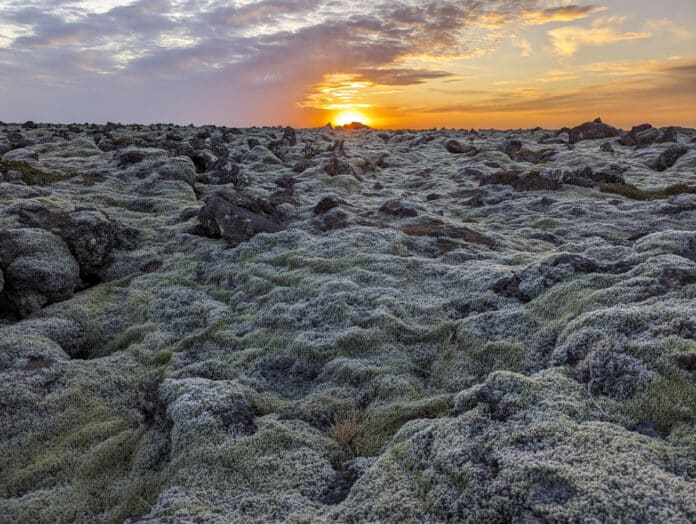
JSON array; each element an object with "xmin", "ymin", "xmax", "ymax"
[
  {"xmin": 522, "ymin": 5, "xmax": 607, "ymax": 26},
  {"xmin": 548, "ymin": 17, "xmax": 652, "ymax": 57},
  {"xmin": 0, "ymin": 1, "xmax": 692, "ymax": 127},
  {"xmin": 511, "ymin": 36, "xmax": 533, "ymax": 57},
  {"xmin": 412, "ymin": 58, "xmax": 696, "ymax": 117},
  {"xmin": 643, "ymin": 18, "xmax": 692, "ymax": 41}
]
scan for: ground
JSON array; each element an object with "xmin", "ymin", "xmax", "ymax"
[{"xmin": 0, "ymin": 120, "xmax": 695, "ymax": 523}]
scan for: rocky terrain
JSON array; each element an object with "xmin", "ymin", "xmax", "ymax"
[{"xmin": 0, "ymin": 118, "xmax": 695, "ymax": 523}]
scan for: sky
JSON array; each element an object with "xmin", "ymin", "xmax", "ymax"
[{"xmin": 1, "ymin": 0, "xmax": 695, "ymax": 129}]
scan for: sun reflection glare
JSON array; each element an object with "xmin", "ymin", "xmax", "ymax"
[{"xmin": 333, "ymin": 109, "xmax": 371, "ymax": 126}]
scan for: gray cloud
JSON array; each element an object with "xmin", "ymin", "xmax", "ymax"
[{"xmin": 0, "ymin": 0, "xmax": 597, "ymax": 124}]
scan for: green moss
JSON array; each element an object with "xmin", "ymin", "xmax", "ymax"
[
  {"xmin": 431, "ymin": 327, "xmax": 527, "ymax": 391},
  {"xmin": 600, "ymin": 182, "xmax": 696, "ymax": 200},
  {"xmin": 626, "ymin": 374, "xmax": 696, "ymax": 433},
  {"xmin": 111, "ymin": 473, "xmax": 166, "ymax": 523},
  {"xmin": 148, "ymin": 349, "xmax": 174, "ymax": 366},
  {"xmin": 529, "ymin": 275, "xmax": 615, "ymax": 322},
  {"xmin": 355, "ymin": 395, "xmax": 453, "ymax": 456},
  {"xmin": 0, "ymin": 158, "xmax": 73, "ymax": 186},
  {"xmin": 80, "ymin": 427, "xmax": 141, "ymax": 478},
  {"xmin": 95, "ymin": 323, "xmax": 155, "ymax": 358}
]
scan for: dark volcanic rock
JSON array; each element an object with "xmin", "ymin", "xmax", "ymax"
[
  {"xmin": 502, "ymin": 140, "xmax": 556, "ymax": 163},
  {"xmin": 401, "ymin": 220, "xmax": 493, "ymax": 247},
  {"xmin": 314, "ymin": 195, "xmax": 340, "ymax": 214},
  {"xmin": 618, "ymin": 124, "xmax": 659, "ymax": 147},
  {"xmin": 480, "ymin": 170, "xmax": 562, "ymax": 192},
  {"xmin": 561, "ymin": 166, "xmax": 625, "ymax": 187},
  {"xmin": 11, "ymin": 202, "xmax": 123, "ymax": 279},
  {"xmin": 568, "ymin": 118, "xmax": 620, "ymax": 144},
  {"xmin": 445, "ymin": 139, "xmax": 479, "ymax": 156},
  {"xmin": 316, "ymin": 207, "xmax": 351, "ymax": 231},
  {"xmin": 379, "ymin": 198, "xmax": 419, "ymax": 217},
  {"xmin": 195, "ymin": 191, "xmax": 281, "ymax": 245},
  {"xmin": 0, "ymin": 228, "xmax": 80, "ymax": 317},
  {"xmin": 325, "ymin": 155, "xmax": 356, "ymax": 177},
  {"xmin": 655, "ymin": 145, "xmax": 688, "ymax": 171},
  {"xmin": 600, "ymin": 142, "xmax": 615, "ymax": 154}
]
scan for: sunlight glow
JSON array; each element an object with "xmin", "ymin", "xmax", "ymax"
[{"xmin": 333, "ymin": 109, "xmax": 371, "ymax": 126}]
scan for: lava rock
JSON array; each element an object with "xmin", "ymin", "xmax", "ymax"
[
  {"xmin": 316, "ymin": 207, "xmax": 351, "ymax": 231},
  {"xmin": 379, "ymin": 198, "xmax": 419, "ymax": 217},
  {"xmin": 480, "ymin": 170, "xmax": 562, "ymax": 192},
  {"xmin": 561, "ymin": 166, "xmax": 625, "ymax": 187},
  {"xmin": 655, "ymin": 145, "xmax": 688, "ymax": 171},
  {"xmin": 195, "ymin": 191, "xmax": 281, "ymax": 245},
  {"xmin": 567, "ymin": 118, "xmax": 620, "ymax": 144},
  {"xmin": 325, "ymin": 155, "xmax": 356, "ymax": 177},
  {"xmin": 618, "ymin": 124, "xmax": 660, "ymax": 147},
  {"xmin": 501, "ymin": 140, "xmax": 556, "ymax": 163},
  {"xmin": 314, "ymin": 195, "xmax": 340, "ymax": 214},
  {"xmin": 11, "ymin": 202, "xmax": 122, "ymax": 279},
  {"xmin": 600, "ymin": 142, "xmax": 615, "ymax": 154},
  {"xmin": 0, "ymin": 228, "xmax": 80, "ymax": 317},
  {"xmin": 445, "ymin": 139, "xmax": 479, "ymax": 156}
]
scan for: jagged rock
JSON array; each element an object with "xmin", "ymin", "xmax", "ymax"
[
  {"xmin": 194, "ymin": 191, "xmax": 281, "ymax": 245},
  {"xmin": 600, "ymin": 142, "xmax": 615, "ymax": 153},
  {"xmin": 501, "ymin": 140, "xmax": 556, "ymax": 163},
  {"xmin": 314, "ymin": 195, "xmax": 340, "ymax": 214},
  {"xmin": 379, "ymin": 198, "xmax": 419, "ymax": 217},
  {"xmin": 655, "ymin": 145, "xmax": 688, "ymax": 171},
  {"xmin": 561, "ymin": 166, "xmax": 625, "ymax": 187},
  {"xmin": 0, "ymin": 228, "xmax": 80, "ymax": 317},
  {"xmin": 401, "ymin": 220, "xmax": 493, "ymax": 246},
  {"xmin": 315, "ymin": 207, "xmax": 350, "ymax": 231},
  {"xmin": 480, "ymin": 170, "xmax": 562, "ymax": 191},
  {"xmin": 618, "ymin": 124, "xmax": 660, "ymax": 147},
  {"xmin": 445, "ymin": 139, "xmax": 479, "ymax": 156},
  {"xmin": 10, "ymin": 201, "xmax": 125, "ymax": 279},
  {"xmin": 325, "ymin": 155, "xmax": 356, "ymax": 177},
  {"xmin": 567, "ymin": 118, "xmax": 620, "ymax": 144}
]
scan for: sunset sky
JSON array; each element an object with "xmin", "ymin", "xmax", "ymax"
[{"xmin": 1, "ymin": 0, "xmax": 695, "ymax": 129}]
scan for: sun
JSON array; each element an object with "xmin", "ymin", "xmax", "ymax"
[{"xmin": 333, "ymin": 109, "xmax": 371, "ymax": 127}]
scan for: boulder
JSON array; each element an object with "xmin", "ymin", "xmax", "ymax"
[
  {"xmin": 0, "ymin": 228, "xmax": 80, "ymax": 317},
  {"xmin": 501, "ymin": 140, "xmax": 556, "ymax": 163},
  {"xmin": 618, "ymin": 124, "xmax": 658, "ymax": 147},
  {"xmin": 600, "ymin": 142, "xmax": 615, "ymax": 154},
  {"xmin": 561, "ymin": 166, "xmax": 625, "ymax": 187},
  {"xmin": 325, "ymin": 155, "xmax": 357, "ymax": 177},
  {"xmin": 567, "ymin": 118, "xmax": 620, "ymax": 144},
  {"xmin": 655, "ymin": 145, "xmax": 688, "ymax": 171},
  {"xmin": 195, "ymin": 191, "xmax": 281, "ymax": 245},
  {"xmin": 11, "ymin": 202, "xmax": 122, "ymax": 279},
  {"xmin": 445, "ymin": 139, "xmax": 479, "ymax": 156},
  {"xmin": 314, "ymin": 195, "xmax": 340, "ymax": 214},
  {"xmin": 315, "ymin": 207, "xmax": 350, "ymax": 231},
  {"xmin": 480, "ymin": 170, "xmax": 562, "ymax": 192},
  {"xmin": 379, "ymin": 198, "xmax": 419, "ymax": 217}
]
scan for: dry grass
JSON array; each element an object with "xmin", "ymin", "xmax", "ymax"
[{"xmin": 329, "ymin": 412, "xmax": 362, "ymax": 456}]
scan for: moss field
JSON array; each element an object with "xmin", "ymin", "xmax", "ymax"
[{"xmin": 0, "ymin": 122, "xmax": 695, "ymax": 522}]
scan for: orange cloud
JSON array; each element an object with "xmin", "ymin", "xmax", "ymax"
[
  {"xmin": 548, "ymin": 17, "xmax": 652, "ymax": 57},
  {"xmin": 522, "ymin": 5, "xmax": 607, "ymax": 26}
]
